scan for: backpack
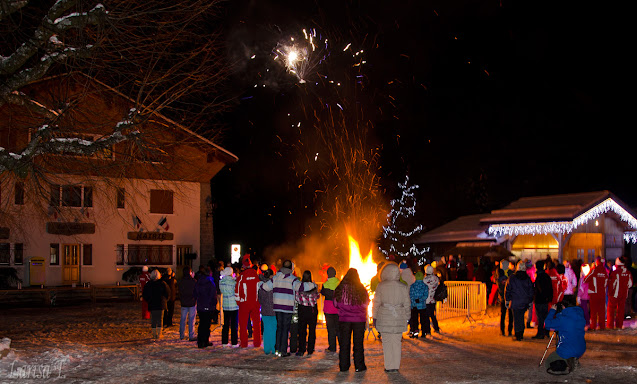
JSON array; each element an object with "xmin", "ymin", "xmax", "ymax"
[{"xmin": 434, "ymin": 282, "xmax": 448, "ymax": 301}]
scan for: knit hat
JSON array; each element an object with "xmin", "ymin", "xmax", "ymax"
[
  {"xmin": 327, "ymin": 267, "xmax": 336, "ymax": 278},
  {"xmin": 150, "ymin": 269, "xmax": 161, "ymax": 280},
  {"xmin": 221, "ymin": 267, "xmax": 233, "ymax": 277},
  {"xmin": 415, "ymin": 271, "xmax": 424, "ymax": 280},
  {"xmin": 425, "ymin": 265, "xmax": 434, "ymax": 275},
  {"xmin": 516, "ymin": 261, "xmax": 527, "ymax": 272}
]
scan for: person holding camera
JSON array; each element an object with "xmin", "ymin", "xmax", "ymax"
[{"xmin": 543, "ymin": 295, "xmax": 586, "ymax": 375}]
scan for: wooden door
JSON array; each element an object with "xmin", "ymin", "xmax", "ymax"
[{"xmin": 62, "ymin": 244, "xmax": 80, "ymax": 285}]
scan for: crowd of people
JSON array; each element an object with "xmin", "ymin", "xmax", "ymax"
[
  {"xmin": 138, "ymin": 252, "xmax": 633, "ymax": 375},
  {"xmin": 139, "ymin": 255, "xmax": 446, "ymax": 374},
  {"xmin": 493, "ymin": 254, "xmax": 633, "ymax": 375}
]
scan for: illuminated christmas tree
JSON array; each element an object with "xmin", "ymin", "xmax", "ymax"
[{"xmin": 379, "ymin": 175, "xmax": 427, "ymax": 264}]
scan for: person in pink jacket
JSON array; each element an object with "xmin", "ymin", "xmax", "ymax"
[
  {"xmin": 577, "ymin": 264, "xmax": 591, "ymax": 329},
  {"xmin": 607, "ymin": 257, "xmax": 633, "ymax": 329}
]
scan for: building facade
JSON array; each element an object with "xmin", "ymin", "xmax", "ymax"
[{"xmin": 0, "ymin": 74, "xmax": 237, "ymax": 286}]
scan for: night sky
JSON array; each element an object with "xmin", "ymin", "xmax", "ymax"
[{"xmin": 210, "ymin": 0, "xmax": 633, "ymax": 263}]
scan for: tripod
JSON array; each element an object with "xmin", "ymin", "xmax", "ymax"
[{"xmin": 538, "ymin": 331, "xmax": 556, "ymax": 367}]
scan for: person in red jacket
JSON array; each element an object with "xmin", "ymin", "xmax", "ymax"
[
  {"xmin": 556, "ymin": 264, "xmax": 569, "ymax": 303},
  {"xmin": 584, "ymin": 257, "xmax": 608, "ymax": 330},
  {"xmin": 235, "ymin": 266, "xmax": 262, "ymax": 348},
  {"xmin": 139, "ymin": 266, "xmax": 151, "ymax": 320},
  {"xmin": 607, "ymin": 257, "xmax": 633, "ymax": 329},
  {"xmin": 545, "ymin": 260, "xmax": 564, "ymax": 308}
]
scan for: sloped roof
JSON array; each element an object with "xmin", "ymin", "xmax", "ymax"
[
  {"xmin": 415, "ymin": 213, "xmax": 494, "ymax": 243},
  {"xmin": 480, "ymin": 191, "xmax": 625, "ymax": 224},
  {"xmin": 417, "ymin": 191, "xmax": 637, "ymax": 244}
]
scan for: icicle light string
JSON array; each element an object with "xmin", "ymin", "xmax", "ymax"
[{"xmin": 488, "ymin": 198, "xmax": 637, "ymax": 243}]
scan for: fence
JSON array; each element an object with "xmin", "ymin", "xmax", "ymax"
[{"xmin": 436, "ymin": 281, "xmax": 487, "ymax": 322}]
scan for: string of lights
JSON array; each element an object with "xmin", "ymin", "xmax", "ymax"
[{"xmin": 487, "ymin": 198, "xmax": 637, "ymax": 242}]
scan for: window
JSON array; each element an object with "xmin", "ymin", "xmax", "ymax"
[
  {"xmin": 14, "ymin": 181, "xmax": 24, "ymax": 205},
  {"xmin": 116, "ymin": 188, "xmax": 125, "ymax": 209},
  {"xmin": 127, "ymin": 244, "xmax": 172, "ymax": 265},
  {"xmin": 62, "ymin": 185, "xmax": 82, "ymax": 207},
  {"xmin": 83, "ymin": 187, "xmax": 93, "ymax": 208},
  {"xmin": 14, "ymin": 243, "xmax": 23, "ymax": 265},
  {"xmin": 0, "ymin": 243, "xmax": 9, "ymax": 264},
  {"xmin": 82, "ymin": 244, "xmax": 92, "ymax": 266},
  {"xmin": 50, "ymin": 185, "xmax": 93, "ymax": 208},
  {"xmin": 116, "ymin": 244, "xmax": 125, "ymax": 265},
  {"xmin": 150, "ymin": 190, "xmax": 173, "ymax": 214},
  {"xmin": 50, "ymin": 243, "xmax": 60, "ymax": 265}
]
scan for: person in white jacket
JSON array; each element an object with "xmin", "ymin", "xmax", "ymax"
[
  {"xmin": 422, "ymin": 265, "xmax": 441, "ymax": 334},
  {"xmin": 372, "ymin": 262, "xmax": 411, "ymax": 373}
]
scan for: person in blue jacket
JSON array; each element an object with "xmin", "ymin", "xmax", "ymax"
[
  {"xmin": 543, "ymin": 295, "xmax": 586, "ymax": 375},
  {"xmin": 408, "ymin": 271, "xmax": 429, "ymax": 338}
]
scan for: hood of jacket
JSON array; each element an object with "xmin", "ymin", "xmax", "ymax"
[{"xmin": 380, "ymin": 263, "xmax": 400, "ymax": 282}]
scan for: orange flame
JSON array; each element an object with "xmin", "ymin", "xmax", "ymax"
[
  {"xmin": 347, "ymin": 235, "xmax": 377, "ymax": 319},
  {"xmin": 347, "ymin": 235, "xmax": 377, "ymax": 287}
]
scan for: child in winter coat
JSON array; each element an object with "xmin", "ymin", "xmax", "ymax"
[
  {"xmin": 258, "ymin": 269, "xmax": 276, "ymax": 354},
  {"xmin": 408, "ymin": 271, "xmax": 429, "ymax": 338},
  {"xmin": 296, "ymin": 270, "xmax": 321, "ymax": 356},
  {"xmin": 219, "ymin": 267, "xmax": 239, "ymax": 347},
  {"xmin": 423, "ymin": 265, "xmax": 441, "ymax": 334},
  {"xmin": 321, "ymin": 267, "xmax": 340, "ymax": 352}
]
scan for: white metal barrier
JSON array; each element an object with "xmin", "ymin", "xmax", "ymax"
[{"xmin": 436, "ymin": 281, "xmax": 487, "ymax": 322}]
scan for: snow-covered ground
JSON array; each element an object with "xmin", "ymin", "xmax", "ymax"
[{"xmin": 1, "ymin": 301, "xmax": 636, "ymax": 383}]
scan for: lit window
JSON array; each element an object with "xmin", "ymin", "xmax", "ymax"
[{"xmin": 50, "ymin": 244, "xmax": 60, "ymax": 265}]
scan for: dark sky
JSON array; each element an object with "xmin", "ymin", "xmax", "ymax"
[{"xmin": 210, "ymin": 0, "xmax": 634, "ymax": 263}]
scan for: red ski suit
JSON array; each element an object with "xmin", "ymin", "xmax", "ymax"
[
  {"xmin": 607, "ymin": 264, "xmax": 633, "ymax": 329},
  {"xmin": 584, "ymin": 263, "xmax": 608, "ymax": 330},
  {"xmin": 235, "ymin": 268, "xmax": 261, "ymax": 347},
  {"xmin": 546, "ymin": 268, "xmax": 566, "ymax": 307}
]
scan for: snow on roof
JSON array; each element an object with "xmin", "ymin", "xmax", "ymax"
[
  {"xmin": 418, "ymin": 191, "xmax": 637, "ymax": 244},
  {"xmin": 415, "ymin": 213, "xmax": 494, "ymax": 244}
]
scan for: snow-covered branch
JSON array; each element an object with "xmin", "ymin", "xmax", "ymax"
[{"xmin": 0, "ymin": 0, "xmax": 105, "ymax": 106}]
